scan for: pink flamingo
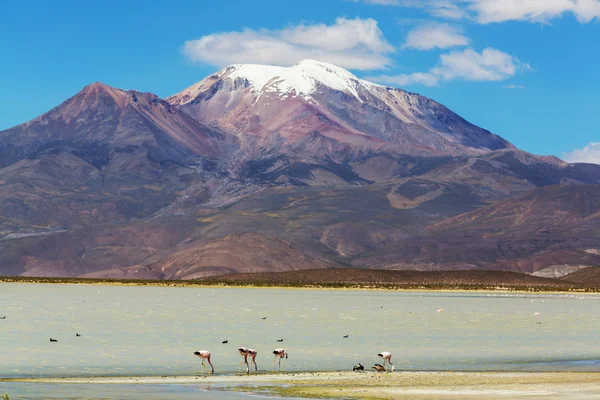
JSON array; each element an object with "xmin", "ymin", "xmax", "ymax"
[
  {"xmin": 273, "ymin": 348, "xmax": 288, "ymax": 372},
  {"xmin": 193, "ymin": 350, "xmax": 214, "ymax": 374},
  {"xmin": 377, "ymin": 351, "xmax": 394, "ymax": 372},
  {"xmin": 238, "ymin": 347, "xmax": 249, "ymax": 364},
  {"xmin": 238, "ymin": 347, "xmax": 258, "ymax": 373},
  {"xmin": 247, "ymin": 349, "xmax": 258, "ymax": 373}
]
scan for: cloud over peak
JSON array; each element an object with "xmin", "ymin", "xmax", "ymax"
[
  {"xmin": 368, "ymin": 47, "xmax": 527, "ymax": 86},
  {"xmin": 183, "ymin": 18, "xmax": 394, "ymax": 71},
  {"xmin": 403, "ymin": 23, "xmax": 470, "ymax": 50}
]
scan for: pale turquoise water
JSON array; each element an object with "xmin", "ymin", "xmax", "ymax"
[{"xmin": 2, "ymin": 283, "xmax": 600, "ymax": 379}]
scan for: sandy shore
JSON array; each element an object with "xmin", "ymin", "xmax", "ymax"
[
  {"xmin": 2, "ymin": 278, "xmax": 596, "ymax": 295},
  {"xmin": 4, "ymin": 371, "xmax": 600, "ymax": 399}
]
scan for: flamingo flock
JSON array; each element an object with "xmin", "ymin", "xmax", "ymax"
[{"xmin": 193, "ymin": 348, "xmax": 395, "ymax": 374}]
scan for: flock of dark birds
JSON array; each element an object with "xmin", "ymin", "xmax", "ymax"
[
  {"xmin": 48, "ymin": 333, "xmax": 81, "ymax": 342},
  {"xmin": 0, "ymin": 315, "xmax": 78, "ymax": 343}
]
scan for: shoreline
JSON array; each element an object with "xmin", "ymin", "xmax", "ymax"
[
  {"xmin": 4, "ymin": 371, "xmax": 600, "ymax": 399},
  {"xmin": 1, "ymin": 276, "xmax": 597, "ymax": 294}
]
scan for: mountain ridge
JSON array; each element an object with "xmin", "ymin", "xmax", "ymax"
[
  {"xmin": 168, "ymin": 59, "xmax": 514, "ymax": 163},
  {"xmin": 0, "ymin": 60, "xmax": 599, "ymax": 279}
]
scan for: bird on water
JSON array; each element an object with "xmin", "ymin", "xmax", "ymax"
[
  {"xmin": 238, "ymin": 347, "xmax": 258, "ymax": 374},
  {"xmin": 377, "ymin": 351, "xmax": 394, "ymax": 372},
  {"xmin": 353, "ymin": 363, "xmax": 364, "ymax": 371},
  {"xmin": 273, "ymin": 348, "xmax": 288, "ymax": 372},
  {"xmin": 372, "ymin": 363, "xmax": 386, "ymax": 372},
  {"xmin": 193, "ymin": 350, "xmax": 214, "ymax": 374}
]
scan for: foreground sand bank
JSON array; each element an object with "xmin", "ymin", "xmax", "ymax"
[{"xmin": 5, "ymin": 371, "xmax": 600, "ymax": 399}]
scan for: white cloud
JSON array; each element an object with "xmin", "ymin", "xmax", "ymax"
[
  {"xmin": 428, "ymin": 2, "xmax": 470, "ymax": 19},
  {"xmin": 504, "ymin": 84, "xmax": 525, "ymax": 89},
  {"xmin": 357, "ymin": 0, "xmax": 600, "ymax": 23},
  {"xmin": 357, "ymin": 0, "xmax": 400, "ymax": 4},
  {"xmin": 563, "ymin": 142, "xmax": 600, "ymax": 164},
  {"xmin": 367, "ymin": 47, "xmax": 526, "ymax": 86},
  {"xmin": 403, "ymin": 23, "xmax": 470, "ymax": 50},
  {"xmin": 467, "ymin": 0, "xmax": 600, "ymax": 23},
  {"xmin": 437, "ymin": 48, "xmax": 524, "ymax": 80},
  {"xmin": 182, "ymin": 18, "xmax": 394, "ymax": 71},
  {"xmin": 352, "ymin": 0, "xmax": 469, "ymax": 19},
  {"xmin": 369, "ymin": 72, "xmax": 440, "ymax": 86}
]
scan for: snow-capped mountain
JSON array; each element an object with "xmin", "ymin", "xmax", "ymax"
[
  {"xmin": 167, "ymin": 59, "xmax": 513, "ymax": 163},
  {"xmin": 168, "ymin": 59, "xmax": 377, "ymax": 105},
  {"xmin": 2, "ymin": 61, "xmax": 600, "ymax": 279}
]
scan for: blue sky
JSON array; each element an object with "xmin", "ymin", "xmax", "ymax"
[{"xmin": 1, "ymin": 0, "xmax": 599, "ymax": 162}]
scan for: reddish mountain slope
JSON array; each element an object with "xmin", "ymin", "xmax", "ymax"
[{"xmin": 0, "ymin": 61, "xmax": 599, "ymax": 279}]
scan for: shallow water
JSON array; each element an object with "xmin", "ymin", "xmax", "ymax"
[
  {"xmin": 2, "ymin": 283, "xmax": 600, "ymax": 378},
  {"xmin": 0, "ymin": 382, "xmax": 284, "ymax": 400}
]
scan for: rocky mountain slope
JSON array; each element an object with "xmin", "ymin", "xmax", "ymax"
[
  {"xmin": 1, "ymin": 60, "xmax": 599, "ymax": 279},
  {"xmin": 168, "ymin": 60, "xmax": 514, "ymax": 184}
]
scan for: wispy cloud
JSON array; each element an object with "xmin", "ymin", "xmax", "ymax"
[
  {"xmin": 504, "ymin": 84, "xmax": 525, "ymax": 89},
  {"xmin": 357, "ymin": 0, "xmax": 401, "ymax": 4},
  {"xmin": 467, "ymin": 0, "xmax": 600, "ymax": 24},
  {"xmin": 356, "ymin": 0, "xmax": 600, "ymax": 23},
  {"xmin": 403, "ymin": 23, "xmax": 469, "ymax": 50},
  {"xmin": 351, "ymin": 0, "xmax": 469, "ymax": 20},
  {"xmin": 368, "ymin": 47, "xmax": 528, "ymax": 86},
  {"xmin": 182, "ymin": 18, "xmax": 394, "ymax": 71},
  {"xmin": 563, "ymin": 142, "xmax": 600, "ymax": 164}
]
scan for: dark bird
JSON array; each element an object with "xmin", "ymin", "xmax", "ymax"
[
  {"xmin": 222, "ymin": 340, "xmax": 228, "ymax": 344},
  {"xmin": 0, "ymin": 316, "xmax": 6, "ymax": 319},
  {"xmin": 343, "ymin": 335, "xmax": 349, "ymax": 338},
  {"xmin": 353, "ymin": 363, "xmax": 364, "ymax": 371},
  {"xmin": 372, "ymin": 364, "xmax": 386, "ymax": 372},
  {"xmin": 49, "ymin": 338, "xmax": 58, "ymax": 342},
  {"xmin": 76, "ymin": 333, "xmax": 81, "ymax": 337},
  {"xmin": 276, "ymin": 339, "xmax": 284, "ymax": 342},
  {"xmin": 262, "ymin": 317, "xmax": 267, "ymax": 320}
]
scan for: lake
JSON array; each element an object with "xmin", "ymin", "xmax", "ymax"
[{"xmin": 2, "ymin": 283, "xmax": 600, "ymax": 379}]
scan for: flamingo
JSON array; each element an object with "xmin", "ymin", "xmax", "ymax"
[
  {"xmin": 238, "ymin": 347, "xmax": 249, "ymax": 372},
  {"xmin": 377, "ymin": 351, "xmax": 394, "ymax": 372},
  {"xmin": 273, "ymin": 348, "xmax": 288, "ymax": 372},
  {"xmin": 247, "ymin": 349, "xmax": 258, "ymax": 373},
  {"xmin": 238, "ymin": 347, "xmax": 258, "ymax": 373},
  {"xmin": 193, "ymin": 350, "xmax": 214, "ymax": 374}
]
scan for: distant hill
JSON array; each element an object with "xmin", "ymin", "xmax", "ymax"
[{"xmin": 199, "ymin": 268, "xmax": 584, "ymax": 291}]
